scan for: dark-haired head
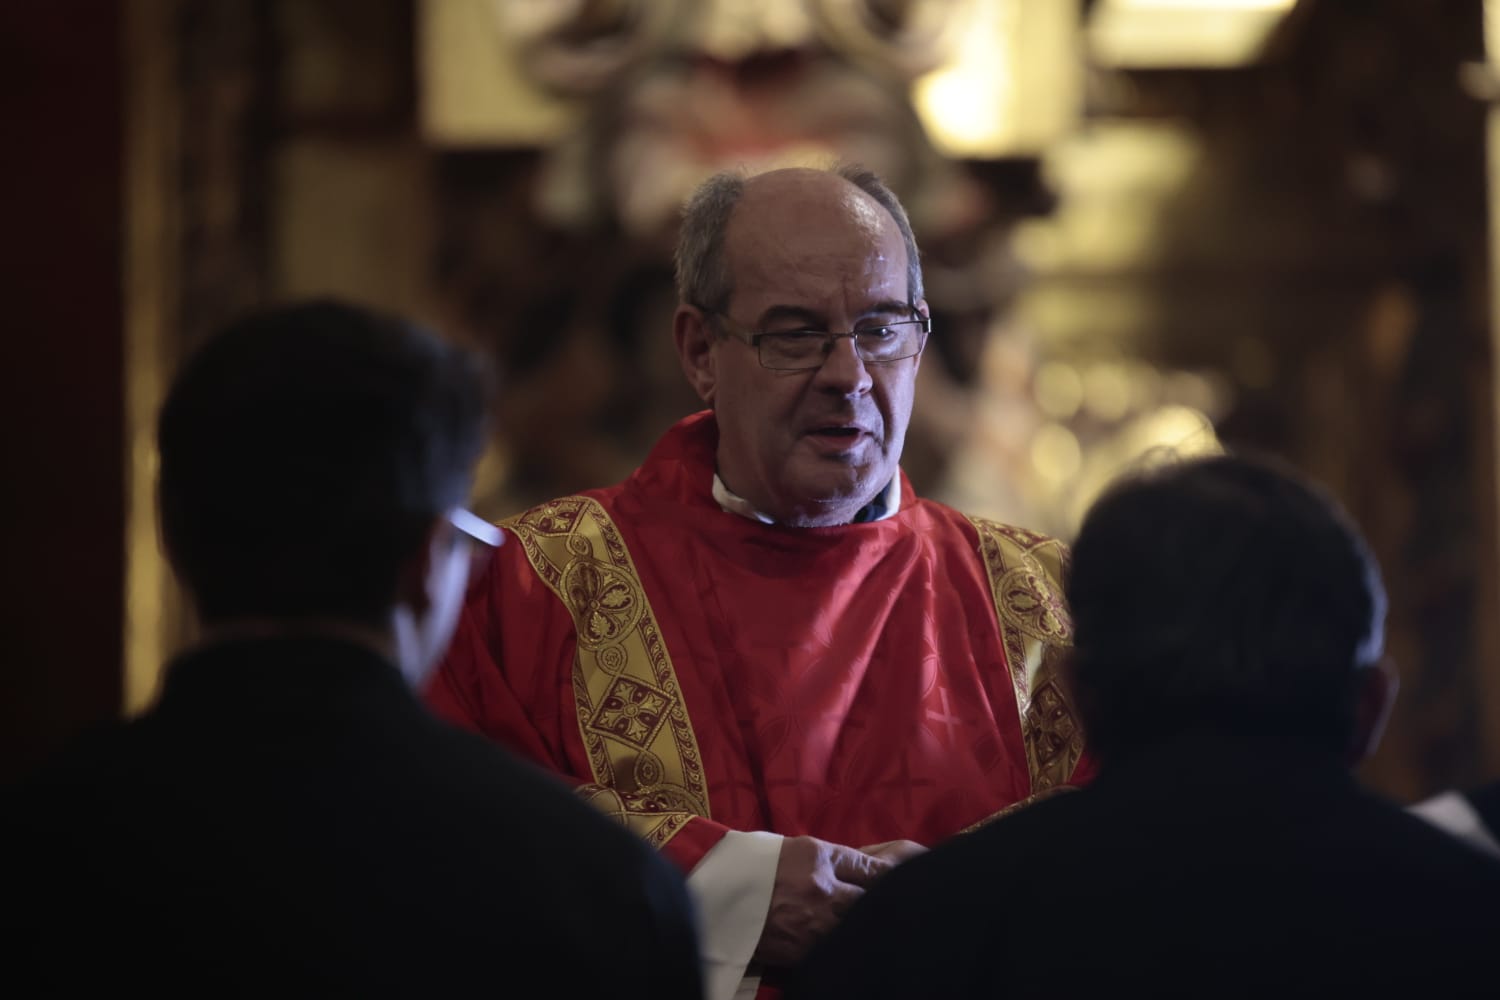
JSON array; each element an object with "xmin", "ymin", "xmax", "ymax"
[
  {"xmin": 158, "ymin": 300, "xmax": 492, "ymax": 632},
  {"xmin": 1066, "ymin": 454, "xmax": 1392, "ymax": 764}
]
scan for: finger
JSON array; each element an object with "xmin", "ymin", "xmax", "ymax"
[
  {"xmin": 865, "ymin": 839, "xmax": 928, "ymax": 864},
  {"xmin": 832, "ymin": 844, "xmax": 893, "ymax": 885}
]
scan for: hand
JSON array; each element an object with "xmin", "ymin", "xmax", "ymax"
[
  {"xmin": 859, "ymin": 839, "xmax": 928, "ymax": 865},
  {"xmin": 753, "ymin": 835, "xmax": 892, "ymax": 968}
]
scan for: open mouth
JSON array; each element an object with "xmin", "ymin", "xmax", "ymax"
[{"xmin": 805, "ymin": 425, "xmax": 869, "ymax": 453}]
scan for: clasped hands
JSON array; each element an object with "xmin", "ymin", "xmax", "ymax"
[{"xmin": 753, "ymin": 835, "xmax": 927, "ymax": 968}]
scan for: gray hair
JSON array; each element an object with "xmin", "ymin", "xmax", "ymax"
[{"xmin": 673, "ymin": 163, "xmax": 924, "ymax": 314}]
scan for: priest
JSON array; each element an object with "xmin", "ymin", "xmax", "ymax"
[{"xmin": 429, "ymin": 163, "xmax": 1094, "ymax": 999}]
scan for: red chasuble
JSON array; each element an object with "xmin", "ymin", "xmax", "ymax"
[{"xmin": 429, "ymin": 411, "xmax": 1093, "ymax": 874}]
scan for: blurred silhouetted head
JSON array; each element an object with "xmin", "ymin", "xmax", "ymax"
[
  {"xmin": 1067, "ymin": 454, "xmax": 1388, "ymax": 762},
  {"xmin": 158, "ymin": 300, "xmax": 491, "ymax": 628}
]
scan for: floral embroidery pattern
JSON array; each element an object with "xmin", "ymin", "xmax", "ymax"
[
  {"xmin": 590, "ymin": 677, "xmax": 671, "ymax": 749},
  {"xmin": 561, "ymin": 560, "xmax": 641, "ymax": 649},
  {"xmin": 999, "ymin": 564, "xmax": 1072, "ymax": 643}
]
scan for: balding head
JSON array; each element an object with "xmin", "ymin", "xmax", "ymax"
[{"xmin": 674, "ymin": 164, "xmax": 924, "ymax": 315}]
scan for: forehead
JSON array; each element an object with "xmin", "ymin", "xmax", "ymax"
[{"xmin": 723, "ymin": 174, "xmax": 910, "ymax": 310}]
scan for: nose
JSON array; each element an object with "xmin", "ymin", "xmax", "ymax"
[{"xmin": 812, "ymin": 334, "xmax": 873, "ymax": 396}]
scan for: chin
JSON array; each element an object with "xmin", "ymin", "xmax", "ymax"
[{"xmin": 783, "ymin": 475, "xmax": 884, "ymax": 523}]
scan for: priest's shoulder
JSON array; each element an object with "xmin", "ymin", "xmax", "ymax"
[
  {"xmin": 494, "ymin": 484, "xmax": 626, "ymax": 538},
  {"xmin": 913, "ymin": 498, "xmax": 1070, "ymax": 578}
]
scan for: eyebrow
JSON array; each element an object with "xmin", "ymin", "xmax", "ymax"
[{"xmin": 754, "ymin": 300, "xmax": 912, "ymax": 329}]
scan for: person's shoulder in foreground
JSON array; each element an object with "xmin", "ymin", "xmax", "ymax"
[
  {"xmin": 1410, "ymin": 776, "xmax": 1500, "ymax": 858},
  {"xmin": 8, "ymin": 299, "xmax": 702, "ymax": 999},
  {"xmin": 788, "ymin": 452, "xmax": 1500, "ymax": 1000}
]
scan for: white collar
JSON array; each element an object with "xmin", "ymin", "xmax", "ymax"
[{"xmin": 710, "ymin": 474, "xmax": 901, "ymax": 525}]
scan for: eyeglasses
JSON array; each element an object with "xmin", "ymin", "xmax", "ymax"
[
  {"xmin": 706, "ymin": 310, "xmax": 930, "ymax": 372},
  {"xmin": 448, "ymin": 508, "xmax": 504, "ymax": 549}
]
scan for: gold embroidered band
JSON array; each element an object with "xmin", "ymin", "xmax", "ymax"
[
  {"xmin": 966, "ymin": 517, "xmax": 1086, "ymax": 794},
  {"xmin": 507, "ymin": 497, "xmax": 710, "ymax": 847}
]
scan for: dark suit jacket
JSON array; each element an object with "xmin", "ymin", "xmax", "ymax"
[
  {"xmin": 1467, "ymin": 779, "xmax": 1500, "ymax": 844},
  {"xmin": 789, "ymin": 725, "xmax": 1500, "ymax": 999},
  {"xmin": 9, "ymin": 637, "xmax": 702, "ymax": 998}
]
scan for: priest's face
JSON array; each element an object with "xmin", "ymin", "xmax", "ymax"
[{"xmin": 689, "ymin": 169, "xmax": 926, "ymax": 528}]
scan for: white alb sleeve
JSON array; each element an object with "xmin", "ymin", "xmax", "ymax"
[{"xmin": 686, "ymin": 830, "xmax": 783, "ymax": 1000}]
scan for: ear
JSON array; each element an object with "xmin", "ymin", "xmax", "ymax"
[
  {"xmin": 1348, "ymin": 657, "xmax": 1399, "ymax": 766},
  {"xmin": 674, "ymin": 304, "xmax": 718, "ymax": 405}
]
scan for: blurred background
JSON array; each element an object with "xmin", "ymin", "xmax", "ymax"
[{"xmin": 5, "ymin": 0, "xmax": 1500, "ymax": 802}]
